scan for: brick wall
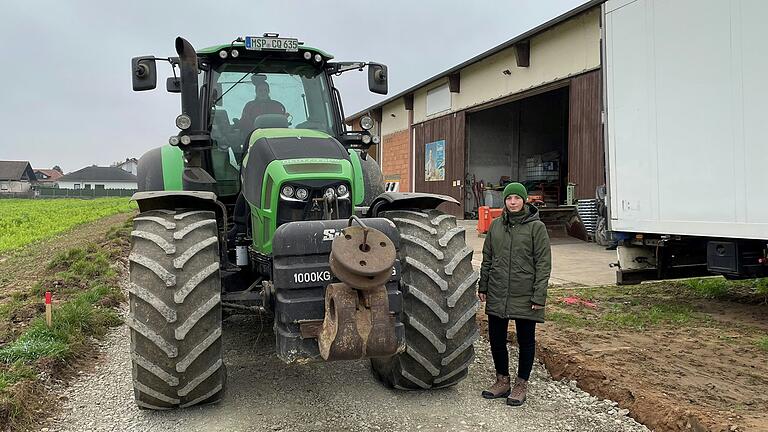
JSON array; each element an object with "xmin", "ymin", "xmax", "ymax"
[{"xmin": 381, "ymin": 129, "xmax": 411, "ymax": 192}]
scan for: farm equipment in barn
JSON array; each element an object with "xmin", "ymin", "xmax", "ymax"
[{"xmin": 127, "ymin": 35, "xmax": 479, "ymax": 409}]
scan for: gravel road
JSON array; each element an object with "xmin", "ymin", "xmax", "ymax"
[{"xmin": 48, "ymin": 311, "xmax": 649, "ymax": 432}]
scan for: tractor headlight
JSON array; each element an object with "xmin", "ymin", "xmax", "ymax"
[
  {"xmin": 360, "ymin": 116, "xmax": 374, "ymax": 130},
  {"xmin": 295, "ymin": 188, "xmax": 309, "ymax": 200},
  {"xmin": 337, "ymin": 184, "xmax": 348, "ymax": 197},
  {"xmin": 175, "ymin": 114, "xmax": 192, "ymax": 130},
  {"xmin": 324, "ymin": 188, "xmax": 336, "ymax": 201},
  {"xmin": 281, "ymin": 185, "xmax": 294, "ymax": 198},
  {"xmin": 179, "ymin": 135, "xmax": 192, "ymax": 145},
  {"xmin": 361, "ymin": 134, "xmax": 372, "ymax": 145}
]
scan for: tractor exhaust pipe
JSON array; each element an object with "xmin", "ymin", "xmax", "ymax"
[
  {"xmin": 175, "ymin": 37, "xmax": 216, "ymax": 192},
  {"xmin": 175, "ymin": 37, "xmax": 202, "ymax": 131}
]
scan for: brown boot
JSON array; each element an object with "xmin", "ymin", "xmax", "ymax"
[
  {"xmin": 506, "ymin": 377, "xmax": 528, "ymax": 406},
  {"xmin": 481, "ymin": 374, "xmax": 511, "ymax": 399}
]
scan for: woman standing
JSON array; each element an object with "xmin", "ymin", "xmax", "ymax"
[{"xmin": 477, "ymin": 182, "xmax": 552, "ymax": 406}]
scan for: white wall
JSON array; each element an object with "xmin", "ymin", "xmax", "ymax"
[
  {"xmin": 412, "ymin": 7, "xmax": 600, "ymax": 124},
  {"xmin": 605, "ymin": 0, "xmax": 768, "ymax": 239},
  {"xmin": 57, "ymin": 181, "xmax": 137, "ymax": 190},
  {"xmin": 119, "ymin": 161, "xmax": 138, "ymax": 176},
  {"xmin": 375, "ymin": 6, "xmax": 600, "ymax": 145},
  {"xmin": 0, "ymin": 181, "xmax": 31, "ymax": 193},
  {"xmin": 381, "ymin": 98, "xmax": 409, "ymax": 136}
]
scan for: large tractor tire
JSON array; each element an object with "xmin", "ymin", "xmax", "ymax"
[
  {"xmin": 128, "ymin": 209, "xmax": 225, "ymax": 409},
  {"xmin": 372, "ymin": 209, "xmax": 480, "ymax": 389}
]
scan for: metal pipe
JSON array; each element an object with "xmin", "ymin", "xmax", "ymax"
[{"xmin": 174, "ymin": 37, "xmax": 202, "ymax": 131}]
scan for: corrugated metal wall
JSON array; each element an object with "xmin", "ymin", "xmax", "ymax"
[
  {"xmin": 413, "ymin": 112, "xmax": 466, "ymax": 217},
  {"xmin": 568, "ymin": 69, "xmax": 605, "ymax": 199}
]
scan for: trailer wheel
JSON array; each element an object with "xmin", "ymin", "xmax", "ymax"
[
  {"xmin": 128, "ymin": 209, "xmax": 226, "ymax": 409},
  {"xmin": 372, "ymin": 209, "xmax": 480, "ymax": 389}
]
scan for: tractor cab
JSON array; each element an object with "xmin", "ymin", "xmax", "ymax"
[
  {"xmin": 132, "ymin": 35, "xmax": 388, "ymax": 251},
  {"xmin": 132, "ymin": 35, "xmax": 386, "ymax": 196}
]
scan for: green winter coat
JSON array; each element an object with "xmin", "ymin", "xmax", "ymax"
[{"xmin": 478, "ymin": 204, "xmax": 552, "ymax": 323}]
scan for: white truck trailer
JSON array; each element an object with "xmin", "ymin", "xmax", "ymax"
[{"xmin": 603, "ymin": 0, "xmax": 768, "ymax": 283}]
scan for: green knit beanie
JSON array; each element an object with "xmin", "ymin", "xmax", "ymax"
[{"xmin": 503, "ymin": 182, "xmax": 528, "ymax": 201}]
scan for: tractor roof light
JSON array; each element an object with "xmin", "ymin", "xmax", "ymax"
[
  {"xmin": 372, "ymin": 136, "xmax": 381, "ymax": 145},
  {"xmin": 360, "ymin": 116, "xmax": 374, "ymax": 130},
  {"xmin": 361, "ymin": 134, "xmax": 372, "ymax": 145},
  {"xmin": 180, "ymin": 135, "xmax": 192, "ymax": 145},
  {"xmin": 295, "ymin": 188, "xmax": 309, "ymax": 200},
  {"xmin": 314, "ymin": 54, "xmax": 322, "ymax": 63},
  {"xmin": 219, "ymin": 50, "xmax": 228, "ymax": 59},
  {"xmin": 303, "ymin": 51, "xmax": 312, "ymax": 60},
  {"xmin": 169, "ymin": 136, "xmax": 180, "ymax": 146},
  {"xmin": 231, "ymin": 49, "xmax": 239, "ymax": 58},
  {"xmin": 175, "ymin": 114, "xmax": 192, "ymax": 130}
]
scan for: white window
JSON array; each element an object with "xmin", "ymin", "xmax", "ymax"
[
  {"xmin": 426, "ymin": 83, "xmax": 451, "ymax": 116},
  {"xmin": 74, "ymin": 184, "xmax": 81, "ymax": 190},
  {"xmin": 0, "ymin": 183, "xmax": 8, "ymax": 191}
]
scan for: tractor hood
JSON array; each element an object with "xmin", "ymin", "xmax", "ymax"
[{"xmin": 241, "ymin": 129, "xmax": 351, "ymax": 207}]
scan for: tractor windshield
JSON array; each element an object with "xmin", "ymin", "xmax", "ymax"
[{"xmin": 209, "ymin": 61, "xmax": 336, "ymax": 148}]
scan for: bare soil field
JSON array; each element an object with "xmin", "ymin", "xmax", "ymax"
[{"xmin": 501, "ymin": 281, "xmax": 768, "ymax": 432}]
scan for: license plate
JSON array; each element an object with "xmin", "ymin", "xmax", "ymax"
[{"xmin": 244, "ymin": 36, "xmax": 299, "ymax": 52}]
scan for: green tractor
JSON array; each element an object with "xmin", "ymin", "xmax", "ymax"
[{"xmin": 129, "ymin": 35, "xmax": 479, "ymax": 409}]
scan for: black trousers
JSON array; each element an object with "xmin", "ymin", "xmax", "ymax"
[{"xmin": 487, "ymin": 314, "xmax": 537, "ymax": 380}]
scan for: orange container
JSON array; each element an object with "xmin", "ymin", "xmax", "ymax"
[
  {"xmin": 477, "ymin": 206, "xmax": 504, "ymax": 234},
  {"xmin": 477, "ymin": 206, "xmax": 490, "ymax": 234}
]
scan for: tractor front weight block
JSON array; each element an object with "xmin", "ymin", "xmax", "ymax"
[
  {"xmin": 318, "ymin": 283, "xmax": 401, "ymax": 361},
  {"xmin": 272, "ymin": 218, "xmax": 404, "ymax": 363}
]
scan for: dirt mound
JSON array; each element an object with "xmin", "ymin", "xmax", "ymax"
[{"xmin": 476, "ymin": 284, "xmax": 768, "ymax": 432}]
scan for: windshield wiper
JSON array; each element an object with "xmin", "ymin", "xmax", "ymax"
[{"xmin": 213, "ymin": 57, "xmax": 269, "ymax": 105}]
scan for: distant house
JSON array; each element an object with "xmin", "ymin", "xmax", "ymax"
[
  {"xmin": 34, "ymin": 167, "xmax": 64, "ymax": 185},
  {"xmin": 0, "ymin": 161, "xmax": 37, "ymax": 194},
  {"xmin": 112, "ymin": 158, "xmax": 138, "ymax": 176},
  {"xmin": 57, "ymin": 166, "xmax": 138, "ymax": 190}
]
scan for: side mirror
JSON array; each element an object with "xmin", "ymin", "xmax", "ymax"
[
  {"xmin": 368, "ymin": 63, "xmax": 388, "ymax": 95},
  {"xmin": 166, "ymin": 77, "xmax": 181, "ymax": 93},
  {"xmin": 131, "ymin": 56, "xmax": 157, "ymax": 91}
]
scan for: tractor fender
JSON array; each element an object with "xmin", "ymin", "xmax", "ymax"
[
  {"xmin": 132, "ymin": 191, "xmax": 227, "ymax": 232},
  {"xmin": 136, "ymin": 147, "xmax": 163, "ymax": 192},
  {"xmin": 132, "ymin": 190, "xmax": 229, "ymax": 257},
  {"xmin": 356, "ymin": 150, "xmax": 385, "ymax": 207},
  {"xmin": 367, "ymin": 192, "xmax": 459, "ymax": 217},
  {"xmin": 136, "ymin": 145, "xmax": 184, "ymax": 192}
]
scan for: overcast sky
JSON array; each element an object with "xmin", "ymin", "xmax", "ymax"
[{"xmin": 0, "ymin": 0, "xmax": 588, "ymax": 173}]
